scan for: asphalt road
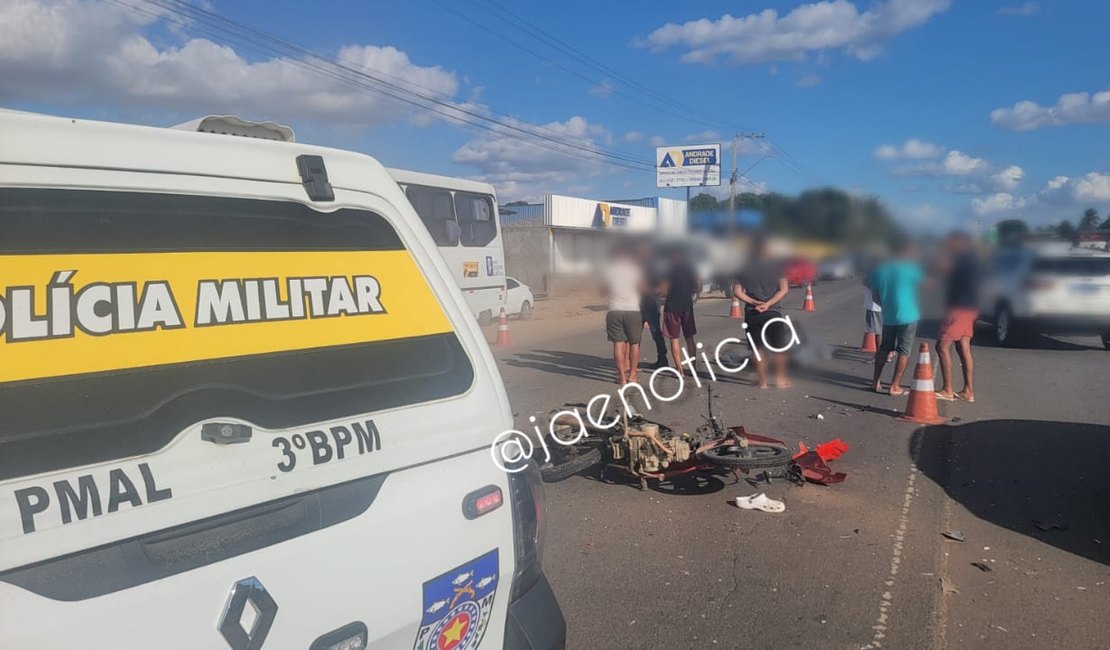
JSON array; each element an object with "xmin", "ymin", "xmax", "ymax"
[{"xmin": 490, "ymin": 279, "xmax": 1110, "ymax": 649}]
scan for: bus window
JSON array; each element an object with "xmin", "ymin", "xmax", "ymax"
[
  {"xmin": 455, "ymin": 192, "xmax": 497, "ymax": 247},
  {"xmin": 406, "ymin": 186, "xmax": 460, "ymax": 246}
]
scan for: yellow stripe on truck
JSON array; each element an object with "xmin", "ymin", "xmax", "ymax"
[{"xmin": 0, "ymin": 251, "xmax": 453, "ymax": 383}]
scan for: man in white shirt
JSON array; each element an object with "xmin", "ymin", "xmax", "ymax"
[{"xmin": 604, "ymin": 245, "xmax": 645, "ymax": 385}]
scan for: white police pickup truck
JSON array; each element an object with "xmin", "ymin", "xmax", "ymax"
[{"xmin": 0, "ymin": 110, "xmax": 565, "ymax": 650}]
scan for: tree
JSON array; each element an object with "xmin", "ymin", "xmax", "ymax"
[
  {"xmin": 1057, "ymin": 219, "xmax": 1077, "ymax": 241},
  {"xmin": 1079, "ymin": 208, "xmax": 1100, "ymax": 231},
  {"xmin": 688, "ymin": 192, "xmax": 720, "ymax": 212},
  {"xmin": 1101, "ymin": 215, "xmax": 1110, "ymax": 230},
  {"xmin": 996, "ymin": 219, "xmax": 1029, "ymax": 244}
]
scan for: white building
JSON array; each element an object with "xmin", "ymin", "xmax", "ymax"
[{"xmin": 501, "ymin": 193, "xmax": 688, "ymax": 296}]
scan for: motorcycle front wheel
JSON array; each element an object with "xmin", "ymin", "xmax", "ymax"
[
  {"xmin": 538, "ymin": 445, "xmax": 603, "ymax": 482},
  {"xmin": 702, "ymin": 442, "xmax": 792, "ymax": 471}
]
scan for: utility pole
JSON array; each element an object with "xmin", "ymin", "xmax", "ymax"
[{"xmin": 728, "ymin": 131, "xmax": 765, "ymax": 229}]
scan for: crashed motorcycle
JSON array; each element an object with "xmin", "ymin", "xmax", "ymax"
[{"xmin": 537, "ymin": 386, "xmax": 797, "ymax": 489}]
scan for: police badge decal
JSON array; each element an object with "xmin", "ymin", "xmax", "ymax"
[{"xmin": 414, "ymin": 549, "xmax": 499, "ymax": 650}]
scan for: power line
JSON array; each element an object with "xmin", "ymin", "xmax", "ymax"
[
  {"xmin": 114, "ymin": 0, "xmax": 658, "ymax": 172},
  {"xmin": 430, "ymin": 0, "xmax": 728, "ymax": 135},
  {"xmin": 464, "ymin": 0, "xmax": 751, "ymax": 133}
]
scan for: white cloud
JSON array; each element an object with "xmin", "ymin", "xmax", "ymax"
[
  {"xmin": 991, "ymin": 165, "xmax": 1025, "ymax": 192},
  {"xmin": 1038, "ymin": 172, "xmax": 1110, "ymax": 204},
  {"xmin": 796, "ymin": 73, "xmax": 821, "ymax": 88},
  {"xmin": 639, "ymin": 0, "xmax": 950, "ymax": 65},
  {"xmin": 873, "ymin": 138, "xmax": 943, "ymax": 160},
  {"xmin": 684, "ymin": 129, "xmax": 720, "ymax": 143},
  {"xmin": 879, "ymin": 141, "xmax": 1025, "ymax": 195},
  {"xmin": 959, "ymin": 171, "xmax": 1110, "ymax": 220},
  {"xmin": 972, "ymin": 192, "xmax": 1027, "ymax": 215},
  {"xmin": 588, "ymin": 80, "xmax": 614, "ymax": 98},
  {"xmin": 649, "ymin": 135, "xmax": 666, "ymax": 147},
  {"xmin": 623, "ymin": 131, "xmax": 644, "ymax": 143},
  {"xmin": 998, "ymin": 2, "xmax": 1039, "ymax": 16},
  {"xmin": 0, "ymin": 0, "xmax": 459, "ymax": 127},
  {"xmin": 939, "ymin": 150, "xmax": 990, "ymax": 175},
  {"xmin": 453, "ymin": 116, "xmax": 614, "ymax": 201},
  {"xmin": 991, "ymin": 87, "xmax": 1110, "ymax": 131}
]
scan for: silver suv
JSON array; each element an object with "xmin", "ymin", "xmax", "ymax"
[{"xmin": 980, "ymin": 243, "xmax": 1110, "ymax": 348}]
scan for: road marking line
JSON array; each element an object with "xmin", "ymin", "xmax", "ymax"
[{"xmin": 870, "ymin": 434, "xmax": 922, "ymax": 648}]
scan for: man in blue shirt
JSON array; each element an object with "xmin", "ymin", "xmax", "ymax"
[{"xmin": 870, "ymin": 240, "xmax": 924, "ymax": 395}]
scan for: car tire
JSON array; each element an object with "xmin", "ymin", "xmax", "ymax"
[
  {"xmin": 993, "ymin": 304, "xmax": 1021, "ymax": 347},
  {"xmin": 519, "ymin": 301, "xmax": 533, "ymax": 320},
  {"xmin": 478, "ymin": 310, "xmax": 493, "ymax": 326},
  {"xmin": 1101, "ymin": 333, "xmax": 1110, "ymax": 350}
]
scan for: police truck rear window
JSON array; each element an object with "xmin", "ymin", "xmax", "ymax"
[{"xmin": 0, "ymin": 189, "xmax": 473, "ymax": 480}]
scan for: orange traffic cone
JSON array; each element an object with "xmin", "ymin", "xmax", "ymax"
[
  {"xmin": 729, "ymin": 297, "xmax": 742, "ymax": 319},
  {"xmin": 897, "ymin": 343, "xmax": 946, "ymax": 425},
  {"xmin": 802, "ymin": 283, "xmax": 816, "ymax": 312},
  {"xmin": 860, "ymin": 332, "xmax": 878, "ymax": 352},
  {"xmin": 495, "ymin": 307, "xmax": 511, "ymax": 346}
]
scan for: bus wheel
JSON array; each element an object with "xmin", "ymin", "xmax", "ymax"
[{"xmin": 478, "ymin": 310, "xmax": 493, "ymax": 326}]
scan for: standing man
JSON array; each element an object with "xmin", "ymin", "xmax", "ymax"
[
  {"xmin": 935, "ymin": 231, "xmax": 979, "ymax": 403},
  {"xmin": 734, "ymin": 237, "xmax": 792, "ymax": 388},
  {"xmin": 870, "ymin": 239, "xmax": 924, "ymax": 395},
  {"xmin": 863, "ymin": 274, "xmax": 887, "ymax": 359},
  {"xmin": 659, "ymin": 247, "xmax": 701, "ymax": 378},
  {"xmin": 637, "ymin": 242, "xmax": 668, "ymax": 369},
  {"xmin": 603, "ymin": 244, "xmax": 645, "ymax": 385}
]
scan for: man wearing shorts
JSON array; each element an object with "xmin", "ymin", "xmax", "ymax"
[
  {"xmin": 935, "ymin": 231, "xmax": 979, "ymax": 403},
  {"xmin": 603, "ymin": 245, "xmax": 644, "ymax": 385},
  {"xmin": 735, "ymin": 238, "xmax": 792, "ymax": 388},
  {"xmin": 637, "ymin": 242, "xmax": 669, "ymax": 369},
  {"xmin": 863, "ymin": 275, "xmax": 885, "ymax": 355},
  {"xmin": 869, "ymin": 240, "xmax": 924, "ymax": 396},
  {"xmin": 659, "ymin": 247, "xmax": 701, "ymax": 378}
]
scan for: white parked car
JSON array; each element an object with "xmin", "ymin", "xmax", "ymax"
[
  {"xmin": 818, "ymin": 256, "xmax": 854, "ymax": 280},
  {"xmin": 505, "ymin": 276, "xmax": 534, "ymax": 319},
  {"xmin": 980, "ymin": 243, "xmax": 1110, "ymax": 348}
]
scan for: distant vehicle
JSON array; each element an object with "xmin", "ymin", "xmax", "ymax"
[
  {"xmin": 784, "ymin": 257, "xmax": 818, "ymax": 287},
  {"xmin": 388, "ymin": 168, "xmax": 507, "ymax": 324},
  {"xmin": 505, "ymin": 276, "xmax": 534, "ymax": 319},
  {"xmin": 818, "ymin": 256, "xmax": 854, "ymax": 280},
  {"xmin": 980, "ymin": 243, "xmax": 1110, "ymax": 348}
]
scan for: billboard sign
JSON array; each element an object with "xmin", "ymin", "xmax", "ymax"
[{"xmin": 655, "ymin": 143, "xmax": 721, "ymax": 188}]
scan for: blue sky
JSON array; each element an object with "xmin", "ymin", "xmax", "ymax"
[{"xmin": 2, "ymin": 0, "xmax": 1109, "ymax": 230}]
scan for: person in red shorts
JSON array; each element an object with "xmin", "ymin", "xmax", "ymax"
[
  {"xmin": 935, "ymin": 231, "xmax": 980, "ymax": 403},
  {"xmin": 659, "ymin": 247, "xmax": 701, "ymax": 378}
]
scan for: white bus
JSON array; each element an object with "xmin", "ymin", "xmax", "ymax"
[{"xmin": 388, "ymin": 168, "xmax": 507, "ymax": 323}]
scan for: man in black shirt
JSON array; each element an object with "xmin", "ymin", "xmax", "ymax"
[
  {"xmin": 637, "ymin": 243, "xmax": 668, "ymax": 369},
  {"xmin": 734, "ymin": 238, "xmax": 792, "ymax": 388},
  {"xmin": 935, "ymin": 231, "xmax": 980, "ymax": 403},
  {"xmin": 659, "ymin": 247, "xmax": 701, "ymax": 378}
]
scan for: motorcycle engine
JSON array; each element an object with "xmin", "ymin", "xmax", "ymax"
[{"xmin": 618, "ymin": 422, "xmax": 694, "ymax": 475}]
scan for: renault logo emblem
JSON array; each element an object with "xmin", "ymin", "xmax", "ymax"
[{"xmin": 219, "ymin": 577, "xmax": 278, "ymax": 650}]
